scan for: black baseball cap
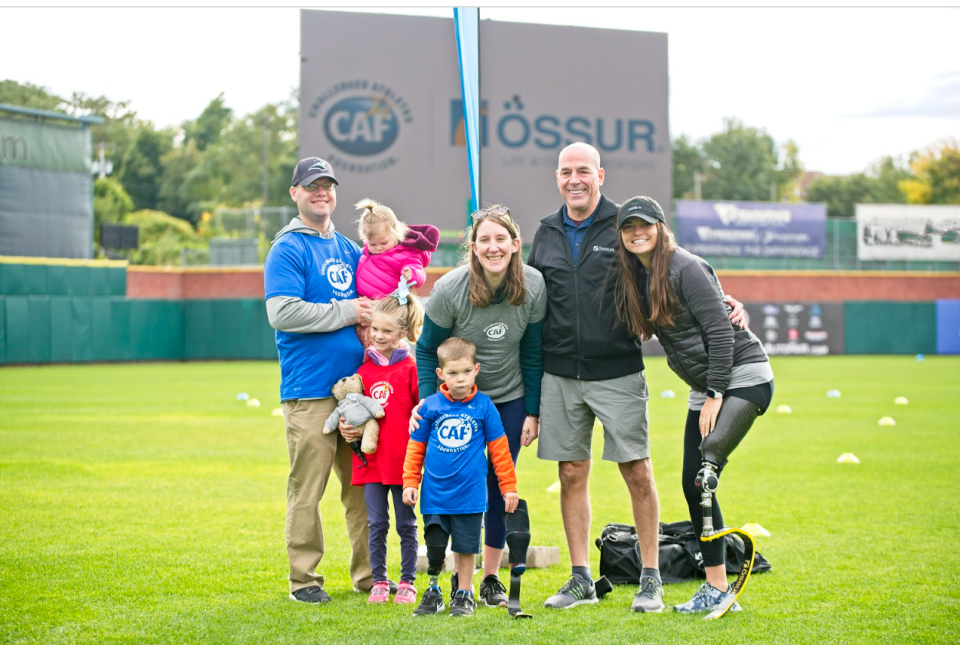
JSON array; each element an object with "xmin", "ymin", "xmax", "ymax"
[
  {"xmin": 617, "ymin": 196, "xmax": 665, "ymax": 228},
  {"xmin": 291, "ymin": 157, "xmax": 338, "ymax": 187}
]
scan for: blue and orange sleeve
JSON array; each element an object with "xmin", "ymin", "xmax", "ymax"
[
  {"xmin": 486, "ymin": 435, "xmax": 517, "ymax": 495},
  {"xmin": 403, "ymin": 440, "xmax": 426, "ymax": 489}
]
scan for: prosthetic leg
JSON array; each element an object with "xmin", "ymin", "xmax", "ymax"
[
  {"xmin": 413, "ymin": 524, "xmax": 449, "ymax": 615},
  {"xmin": 504, "ymin": 499, "xmax": 532, "ymax": 618},
  {"xmin": 349, "ymin": 440, "xmax": 367, "ymax": 468},
  {"xmin": 695, "ymin": 397, "xmax": 760, "ymax": 620}
]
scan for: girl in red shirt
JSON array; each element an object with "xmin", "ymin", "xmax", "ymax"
[{"xmin": 353, "ymin": 293, "xmax": 424, "ymax": 604}]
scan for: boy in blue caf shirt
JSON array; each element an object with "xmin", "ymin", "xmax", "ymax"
[{"xmin": 403, "ymin": 337, "xmax": 518, "ymax": 617}]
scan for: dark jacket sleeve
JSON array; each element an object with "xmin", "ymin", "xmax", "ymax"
[
  {"xmin": 518, "ymin": 319, "xmax": 544, "ymax": 416},
  {"xmin": 677, "ymin": 258, "xmax": 735, "ymax": 393},
  {"xmin": 415, "ymin": 313, "xmax": 452, "ymax": 398}
]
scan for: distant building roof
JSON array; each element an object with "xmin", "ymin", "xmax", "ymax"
[{"xmin": 0, "ymin": 103, "xmax": 104, "ymax": 126}]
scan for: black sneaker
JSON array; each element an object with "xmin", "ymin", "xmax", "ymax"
[
  {"xmin": 449, "ymin": 589, "xmax": 476, "ymax": 617},
  {"xmin": 289, "ymin": 585, "xmax": 331, "ymax": 604},
  {"xmin": 543, "ymin": 573, "xmax": 598, "ymax": 609},
  {"xmin": 449, "ymin": 572, "xmax": 459, "ymax": 602},
  {"xmin": 479, "ymin": 574, "xmax": 508, "ymax": 607},
  {"xmin": 413, "ymin": 585, "xmax": 445, "ymax": 616}
]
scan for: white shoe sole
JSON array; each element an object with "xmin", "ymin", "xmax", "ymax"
[{"xmin": 544, "ymin": 596, "xmax": 599, "ymax": 609}]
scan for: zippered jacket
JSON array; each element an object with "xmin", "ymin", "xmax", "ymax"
[
  {"xmin": 528, "ymin": 195, "xmax": 644, "ymax": 381},
  {"xmin": 649, "ymin": 247, "xmax": 768, "ymax": 394}
]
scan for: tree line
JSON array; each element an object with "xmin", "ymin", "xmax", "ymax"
[{"xmin": 1, "ymin": 80, "xmax": 957, "ymax": 265}]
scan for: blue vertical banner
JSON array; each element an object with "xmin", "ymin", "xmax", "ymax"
[{"xmin": 454, "ymin": 7, "xmax": 481, "ymax": 224}]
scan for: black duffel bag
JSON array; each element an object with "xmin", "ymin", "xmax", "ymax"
[{"xmin": 596, "ymin": 520, "xmax": 772, "ymax": 585}]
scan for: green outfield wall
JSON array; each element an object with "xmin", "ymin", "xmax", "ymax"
[
  {"xmin": 0, "ymin": 296, "xmax": 277, "ymax": 364},
  {"xmin": 1, "ymin": 260, "xmax": 956, "ymax": 365}
]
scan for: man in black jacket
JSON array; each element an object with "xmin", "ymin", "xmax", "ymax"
[
  {"xmin": 529, "ymin": 143, "xmax": 745, "ymax": 614},
  {"xmin": 528, "ymin": 142, "xmax": 666, "ymax": 612}
]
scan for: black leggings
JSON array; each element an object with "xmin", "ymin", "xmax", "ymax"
[
  {"xmin": 681, "ymin": 408, "xmax": 727, "ymax": 567},
  {"xmin": 681, "ymin": 383, "xmax": 773, "ymax": 568}
]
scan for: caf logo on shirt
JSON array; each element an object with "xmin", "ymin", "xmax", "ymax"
[
  {"xmin": 484, "ymin": 322, "xmax": 508, "ymax": 341},
  {"xmin": 435, "ymin": 414, "xmax": 477, "ymax": 452},
  {"xmin": 369, "ymin": 381, "xmax": 393, "ymax": 407},
  {"xmin": 321, "ymin": 258, "xmax": 354, "ymax": 293}
]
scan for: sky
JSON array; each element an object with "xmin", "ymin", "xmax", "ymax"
[{"xmin": 1, "ymin": 3, "xmax": 958, "ymax": 176}]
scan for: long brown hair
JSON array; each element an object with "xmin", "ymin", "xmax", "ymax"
[
  {"xmin": 614, "ymin": 221, "xmax": 679, "ymax": 341},
  {"xmin": 466, "ymin": 206, "xmax": 526, "ymax": 308}
]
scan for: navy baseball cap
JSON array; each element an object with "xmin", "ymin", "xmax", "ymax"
[
  {"xmin": 617, "ymin": 196, "xmax": 665, "ymax": 228},
  {"xmin": 291, "ymin": 157, "xmax": 338, "ymax": 187}
]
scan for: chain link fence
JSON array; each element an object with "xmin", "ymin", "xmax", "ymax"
[{"xmin": 186, "ymin": 210, "xmax": 958, "ymax": 272}]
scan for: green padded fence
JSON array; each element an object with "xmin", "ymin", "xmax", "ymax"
[
  {"xmin": 844, "ymin": 302, "xmax": 938, "ymax": 355},
  {"xmin": 183, "ymin": 299, "xmax": 277, "ymax": 361},
  {"xmin": 0, "ymin": 261, "xmax": 126, "ymax": 297},
  {"xmin": 1, "ymin": 296, "xmax": 276, "ymax": 365}
]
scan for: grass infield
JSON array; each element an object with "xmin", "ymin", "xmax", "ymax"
[{"xmin": 1, "ymin": 356, "xmax": 958, "ymax": 644}]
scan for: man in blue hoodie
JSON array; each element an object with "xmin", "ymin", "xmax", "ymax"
[{"xmin": 264, "ymin": 157, "xmax": 376, "ymax": 603}]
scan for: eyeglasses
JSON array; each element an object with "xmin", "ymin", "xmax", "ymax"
[
  {"xmin": 301, "ymin": 181, "xmax": 337, "ymax": 193},
  {"xmin": 471, "ymin": 206, "xmax": 512, "ymax": 222}
]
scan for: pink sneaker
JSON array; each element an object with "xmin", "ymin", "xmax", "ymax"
[
  {"xmin": 368, "ymin": 581, "xmax": 390, "ymax": 603},
  {"xmin": 393, "ymin": 581, "xmax": 417, "ymax": 604}
]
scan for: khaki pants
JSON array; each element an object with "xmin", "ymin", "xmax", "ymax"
[{"xmin": 284, "ymin": 397, "xmax": 372, "ymax": 593}]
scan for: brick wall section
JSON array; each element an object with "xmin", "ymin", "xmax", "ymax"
[
  {"xmin": 127, "ymin": 266, "xmax": 960, "ymax": 302},
  {"xmin": 716, "ymin": 271, "xmax": 960, "ymax": 302},
  {"xmin": 127, "ymin": 267, "xmax": 265, "ymax": 300}
]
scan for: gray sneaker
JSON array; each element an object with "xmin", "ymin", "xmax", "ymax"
[
  {"xmin": 479, "ymin": 574, "xmax": 508, "ymax": 607},
  {"xmin": 449, "ymin": 589, "xmax": 476, "ymax": 617},
  {"xmin": 543, "ymin": 573, "xmax": 598, "ymax": 609},
  {"xmin": 631, "ymin": 576, "xmax": 664, "ymax": 613}
]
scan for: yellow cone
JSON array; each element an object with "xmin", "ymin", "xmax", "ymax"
[
  {"xmin": 740, "ymin": 523, "xmax": 771, "ymax": 537},
  {"xmin": 776, "ymin": 404, "xmax": 792, "ymax": 414},
  {"xmin": 878, "ymin": 417, "xmax": 896, "ymax": 426},
  {"xmin": 271, "ymin": 408, "xmax": 284, "ymax": 418},
  {"xmin": 837, "ymin": 453, "xmax": 860, "ymax": 464},
  {"xmin": 546, "ymin": 481, "xmax": 561, "ymax": 493},
  {"xmin": 246, "ymin": 398, "xmax": 261, "ymax": 408},
  {"xmin": 894, "ymin": 397, "xmax": 909, "ymax": 405}
]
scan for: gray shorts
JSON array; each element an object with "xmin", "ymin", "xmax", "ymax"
[{"xmin": 537, "ymin": 371, "xmax": 650, "ymax": 463}]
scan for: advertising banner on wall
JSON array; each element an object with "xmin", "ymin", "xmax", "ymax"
[
  {"xmin": 743, "ymin": 302, "xmax": 844, "ymax": 356},
  {"xmin": 936, "ymin": 299, "xmax": 960, "ymax": 355},
  {"xmin": 856, "ymin": 204, "xmax": 960, "ymax": 262},
  {"xmin": 299, "ymin": 10, "xmax": 670, "ymax": 243},
  {"xmin": 645, "ymin": 302, "xmax": 844, "ymax": 359},
  {"xmin": 0, "ymin": 115, "xmax": 93, "ymax": 259},
  {"xmin": 675, "ymin": 200, "xmax": 826, "ymax": 259}
]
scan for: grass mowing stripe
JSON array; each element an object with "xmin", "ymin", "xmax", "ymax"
[{"xmin": 1, "ymin": 357, "xmax": 958, "ymax": 644}]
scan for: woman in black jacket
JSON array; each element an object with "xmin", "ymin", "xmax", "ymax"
[{"xmin": 613, "ymin": 196, "xmax": 774, "ymax": 615}]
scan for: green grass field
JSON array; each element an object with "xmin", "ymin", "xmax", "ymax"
[{"xmin": 2, "ymin": 356, "xmax": 958, "ymax": 644}]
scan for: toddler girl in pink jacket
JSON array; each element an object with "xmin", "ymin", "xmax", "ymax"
[{"xmin": 354, "ymin": 198, "xmax": 439, "ymax": 346}]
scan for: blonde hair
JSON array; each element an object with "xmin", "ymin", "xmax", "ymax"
[
  {"xmin": 371, "ymin": 293, "xmax": 424, "ymax": 343},
  {"xmin": 436, "ymin": 337, "xmax": 476, "ymax": 368},
  {"xmin": 465, "ymin": 205, "xmax": 526, "ymax": 308},
  {"xmin": 355, "ymin": 198, "xmax": 409, "ymax": 243}
]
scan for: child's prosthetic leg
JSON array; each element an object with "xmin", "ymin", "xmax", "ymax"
[
  {"xmin": 413, "ymin": 523, "xmax": 450, "ymax": 616},
  {"xmin": 695, "ymin": 396, "xmax": 760, "ymax": 620},
  {"xmin": 504, "ymin": 499, "xmax": 532, "ymax": 618},
  {"xmin": 424, "ymin": 523, "xmax": 449, "ymax": 592}
]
